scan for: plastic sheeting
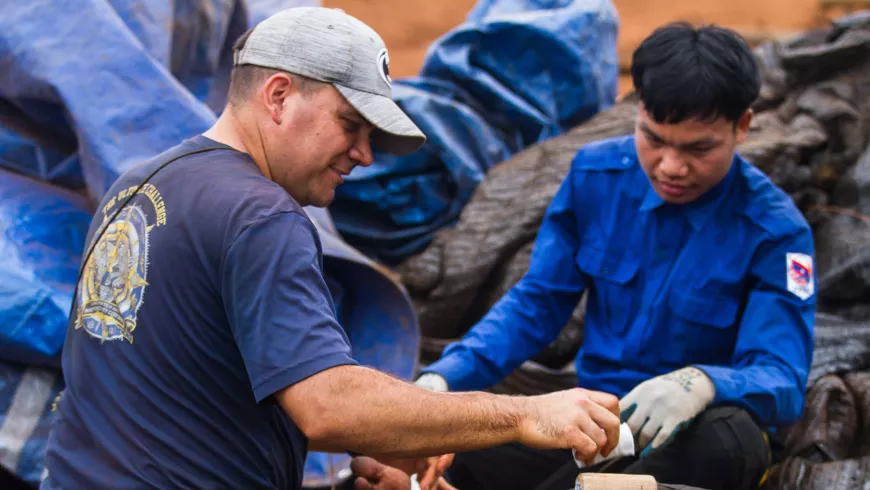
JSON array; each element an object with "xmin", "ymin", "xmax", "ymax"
[
  {"xmin": 0, "ymin": 362, "xmax": 64, "ymax": 488},
  {"xmin": 0, "ymin": 0, "xmax": 318, "ymax": 201},
  {"xmin": 0, "ymin": 171, "xmax": 93, "ymax": 368},
  {"xmin": 330, "ymin": 0, "xmax": 620, "ymax": 263}
]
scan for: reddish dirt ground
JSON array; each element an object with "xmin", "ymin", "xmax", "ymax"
[{"xmin": 325, "ymin": 0, "xmax": 855, "ymax": 96}]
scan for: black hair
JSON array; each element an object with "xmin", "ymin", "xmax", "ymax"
[{"xmin": 631, "ymin": 22, "xmax": 761, "ymax": 125}]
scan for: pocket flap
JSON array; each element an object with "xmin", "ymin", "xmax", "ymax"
[
  {"xmin": 669, "ymin": 288, "xmax": 740, "ymax": 328},
  {"xmin": 575, "ymin": 246, "xmax": 639, "ymax": 285}
]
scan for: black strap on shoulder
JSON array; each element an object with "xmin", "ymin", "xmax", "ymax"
[{"xmin": 70, "ymin": 146, "xmax": 226, "ymax": 315}]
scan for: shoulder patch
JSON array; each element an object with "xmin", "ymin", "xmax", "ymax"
[{"xmin": 786, "ymin": 252, "xmax": 814, "ymax": 300}]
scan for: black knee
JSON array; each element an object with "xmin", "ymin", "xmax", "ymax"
[
  {"xmin": 623, "ymin": 406, "xmax": 770, "ymax": 490},
  {"xmin": 692, "ymin": 406, "xmax": 770, "ymax": 487}
]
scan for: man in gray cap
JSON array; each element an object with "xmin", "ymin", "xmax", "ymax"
[{"xmin": 41, "ymin": 7, "xmax": 620, "ymax": 490}]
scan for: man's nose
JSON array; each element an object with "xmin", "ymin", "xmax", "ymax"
[
  {"xmin": 349, "ymin": 135, "xmax": 374, "ymax": 167},
  {"xmin": 659, "ymin": 151, "xmax": 688, "ymax": 178}
]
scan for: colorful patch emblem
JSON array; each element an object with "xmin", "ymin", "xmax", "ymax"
[
  {"xmin": 75, "ymin": 205, "xmax": 151, "ymax": 342},
  {"xmin": 786, "ymin": 252, "xmax": 814, "ymax": 300}
]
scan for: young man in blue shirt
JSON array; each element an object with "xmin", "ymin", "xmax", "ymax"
[
  {"xmin": 40, "ymin": 8, "xmax": 624, "ymax": 490},
  {"xmin": 416, "ymin": 22, "xmax": 817, "ymax": 490}
]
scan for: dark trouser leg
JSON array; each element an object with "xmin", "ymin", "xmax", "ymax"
[
  {"xmin": 620, "ymin": 406, "xmax": 770, "ymax": 490},
  {"xmin": 443, "ymin": 443, "xmax": 573, "ymax": 490}
]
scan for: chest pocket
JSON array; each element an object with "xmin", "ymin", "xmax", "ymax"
[
  {"xmin": 664, "ymin": 287, "xmax": 742, "ymax": 364},
  {"xmin": 575, "ymin": 245, "xmax": 639, "ymax": 334}
]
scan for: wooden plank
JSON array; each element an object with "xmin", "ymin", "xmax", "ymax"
[{"xmin": 575, "ymin": 473, "xmax": 658, "ymax": 490}]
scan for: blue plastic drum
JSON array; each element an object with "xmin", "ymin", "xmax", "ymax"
[{"xmin": 303, "ymin": 207, "xmax": 421, "ymax": 488}]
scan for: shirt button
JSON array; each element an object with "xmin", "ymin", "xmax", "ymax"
[{"xmin": 621, "ymin": 156, "xmax": 631, "ymax": 166}]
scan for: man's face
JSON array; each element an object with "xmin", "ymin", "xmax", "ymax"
[
  {"xmin": 263, "ymin": 79, "xmax": 375, "ymax": 207},
  {"xmin": 634, "ymin": 103, "xmax": 752, "ymax": 204}
]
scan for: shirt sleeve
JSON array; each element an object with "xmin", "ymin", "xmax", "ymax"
[
  {"xmin": 221, "ymin": 211, "xmax": 358, "ymax": 403},
  {"xmin": 694, "ymin": 227, "xmax": 816, "ymax": 427},
  {"xmin": 421, "ymin": 161, "xmax": 589, "ymax": 392}
]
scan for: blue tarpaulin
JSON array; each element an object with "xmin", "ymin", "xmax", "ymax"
[
  {"xmin": 330, "ymin": 0, "xmax": 620, "ymax": 263},
  {"xmin": 0, "ymin": 361, "xmax": 64, "ymax": 486},
  {"xmin": 0, "ymin": 0, "xmax": 618, "ymax": 486},
  {"xmin": 0, "ymin": 171, "xmax": 93, "ymax": 369}
]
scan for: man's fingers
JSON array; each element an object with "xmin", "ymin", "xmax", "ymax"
[
  {"xmin": 637, "ymin": 416, "xmax": 661, "ymax": 450},
  {"xmin": 570, "ymin": 411, "xmax": 604, "ymax": 460},
  {"xmin": 436, "ymin": 454, "xmax": 455, "ymax": 472},
  {"xmin": 649, "ymin": 421, "xmax": 677, "ymax": 452},
  {"xmin": 354, "ymin": 477, "xmax": 375, "ymax": 490},
  {"xmin": 584, "ymin": 400, "xmax": 621, "ymax": 457},
  {"xmin": 351, "ymin": 457, "xmax": 385, "ymax": 482},
  {"xmin": 623, "ymin": 402, "xmax": 647, "ymax": 437},
  {"xmin": 618, "ymin": 390, "xmax": 638, "ymax": 416},
  {"xmin": 587, "ymin": 391, "xmax": 620, "ymax": 418},
  {"xmin": 418, "ymin": 461, "xmax": 439, "ymax": 490}
]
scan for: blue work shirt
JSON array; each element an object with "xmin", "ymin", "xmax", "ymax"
[
  {"xmin": 423, "ymin": 135, "xmax": 816, "ymax": 427},
  {"xmin": 42, "ymin": 136, "xmax": 357, "ymax": 490}
]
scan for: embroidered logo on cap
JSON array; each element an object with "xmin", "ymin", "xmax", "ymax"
[
  {"xmin": 377, "ymin": 48, "xmax": 391, "ymax": 87},
  {"xmin": 786, "ymin": 252, "xmax": 814, "ymax": 300}
]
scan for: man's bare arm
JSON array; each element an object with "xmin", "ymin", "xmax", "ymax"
[{"xmin": 277, "ymin": 364, "xmax": 620, "ymax": 460}]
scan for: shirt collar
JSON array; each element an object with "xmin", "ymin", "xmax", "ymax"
[{"xmin": 639, "ymin": 155, "xmax": 741, "ymax": 230}]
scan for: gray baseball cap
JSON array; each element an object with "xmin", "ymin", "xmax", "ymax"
[{"xmin": 234, "ymin": 7, "xmax": 426, "ymax": 155}]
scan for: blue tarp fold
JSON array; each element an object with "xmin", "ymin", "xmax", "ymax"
[
  {"xmin": 332, "ymin": 0, "xmax": 619, "ymax": 263},
  {"xmin": 0, "ymin": 170, "xmax": 93, "ymax": 368}
]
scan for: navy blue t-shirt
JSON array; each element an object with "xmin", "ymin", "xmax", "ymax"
[{"xmin": 42, "ymin": 136, "xmax": 358, "ymax": 489}]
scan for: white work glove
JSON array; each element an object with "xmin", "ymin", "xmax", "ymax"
[
  {"xmin": 618, "ymin": 367, "xmax": 715, "ymax": 457},
  {"xmin": 414, "ymin": 373, "xmax": 449, "ymax": 392}
]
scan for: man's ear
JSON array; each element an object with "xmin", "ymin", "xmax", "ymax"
[
  {"xmin": 260, "ymin": 73, "xmax": 295, "ymax": 125},
  {"xmin": 734, "ymin": 109, "xmax": 753, "ymax": 144}
]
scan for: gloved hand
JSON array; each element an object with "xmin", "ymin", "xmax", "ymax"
[
  {"xmin": 618, "ymin": 367, "xmax": 715, "ymax": 456},
  {"xmin": 415, "ymin": 373, "xmax": 448, "ymax": 392}
]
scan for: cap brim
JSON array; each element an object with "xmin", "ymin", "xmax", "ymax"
[{"xmin": 335, "ymin": 85, "xmax": 426, "ymax": 156}]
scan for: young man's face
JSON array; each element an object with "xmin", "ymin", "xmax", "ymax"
[{"xmin": 634, "ymin": 103, "xmax": 752, "ymax": 204}]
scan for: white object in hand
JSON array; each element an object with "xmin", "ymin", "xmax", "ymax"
[{"xmin": 572, "ymin": 422, "xmax": 635, "ymax": 468}]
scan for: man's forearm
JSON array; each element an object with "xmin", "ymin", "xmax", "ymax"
[{"xmin": 279, "ymin": 365, "xmax": 527, "ymax": 458}]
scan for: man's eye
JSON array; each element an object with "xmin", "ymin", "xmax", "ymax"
[{"xmin": 646, "ymin": 135, "xmax": 664, "ymax": 147}]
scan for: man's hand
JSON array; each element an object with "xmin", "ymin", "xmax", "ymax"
[
  {"xmin": 619, "ymin": 367, "xmax": 716, "ymax": 456},
  {"xmin": 517, "ymin": 388, "xmax": 621, "ymax": 461},
  {"xmin": 351, "ymin": 457, "xmax": 412, "ymax": 490},
  {"xmin": 350, "ymin": 457, "xmax": 458, "ymax": 490},
  {"xmin": 367, "ymin": 454, "xmax": 454, "ymax": 490}
]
